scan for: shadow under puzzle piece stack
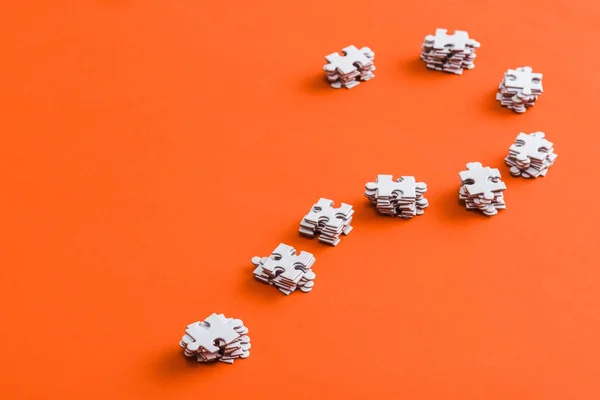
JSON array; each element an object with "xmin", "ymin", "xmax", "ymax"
[{"xmin": 323, "ymin": 45, "xmax": 375, "ymax": 89}]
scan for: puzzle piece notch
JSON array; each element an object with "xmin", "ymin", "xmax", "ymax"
[{"xmin": 459, "ymin": 162, "xmax": 506, "ymax": 200}]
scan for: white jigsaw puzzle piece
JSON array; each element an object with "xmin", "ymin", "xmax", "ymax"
[
  {"xmin": 254, "ymin": 243, "xmax": 314, "ymax": 282},
  {"xmin": 302, "ymin": 198, "xmax": 353, "ymax": 230},
  {"xmin": 509, "ymin": 132, "xmax": 553, "ymax": 163},
  {"xmin": 459, "ymin": 162, "xmax": 506, "ymax": 200},
  {"xmin": 324, "ymin": 45, "xmax": 374, "ymax": 75},
  {"xmin": 182, "ymin": 313, "xmax": 243, "ymax": 354},
  {"xmin": 425, "ymin": 29, "xmax": 479, "ymax": 51},
  {"xmin": 503, "ymin": 67, "xmax": 543, "ymax": 96}
]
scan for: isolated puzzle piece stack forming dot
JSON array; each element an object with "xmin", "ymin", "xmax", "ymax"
[
  {"xmin": 505, "ymin": 131, "xmax": 557, "ymax": 178},
  {"xmin": 323, "ymin": 45, "xmax": 375, "ymax": 89},
  {"xmin": 496, "ymin": 66, "xmax": 543, "ymax": 113},
  {"xmin": 420, "ymin": 28, "xmax": 480, "ymax": 75},
  {"xmin": 180, "ymin": 313, "xmax": 250, "ymax": 364},
  {"xmin": 365, "ymin": 174, "xmax": 429, "ymax": 219},
  {"xmin": 252, "ymin": 243, "xmax": 316, "ymax": 295},
  {"xmin": 299, "ymin": 198, "xmax": 354, "ymax": 246},
  {"xmin": 459, "ymin": 162, "xmax": 507, "ymax": 216}
]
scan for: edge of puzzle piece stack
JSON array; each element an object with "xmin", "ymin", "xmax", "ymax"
[
  {"xmin": 323, "ymin": 45, "xmax": 375, "ymax": 89},
  {"xmin": 420, "ymin": 28, "xmax": 480, "ymax": 75},
  {"xmin": 251, "ymin": 243, "xmax": 316, "ymax": 295},
  {"xmin": 365, "ymin": 174, "xmax": 429, "ymax": 219},
  {"xmin": 458, "ymin": 162, "xmax": 507, "ymax": 216},
  {"xmin": 179, "ymin": 313, "xmax": 250, "ymax": 364},
  {"xmin": 505, "ymin": 131, "xmax": 557, "ymax": 178},
  {"xmin": 496, "ymin": 66, "xmax": 543, "ymax": 113},
  {"xmin": 299, "ymin": 198, "xmax": 354, "ymax": 246}
]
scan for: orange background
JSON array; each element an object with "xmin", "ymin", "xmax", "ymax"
[{"xmin": 1, "ymin": 1, "xmax": 599, "ymax": 399}]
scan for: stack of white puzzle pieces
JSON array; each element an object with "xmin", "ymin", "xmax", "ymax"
[
  {"xmin": 323, "ymin": 45, "xmax": 375, "ymax": 89},
  {"xmin": 365, "ymin": 174, "xmax": 429, "ymax": 219},
  {"xmin": 496, "ymin": 66, "xmax": 543, "ymax": 113},
  {"xmin": 459, "ymin": 162, "xmax": 507, "ymax": 216},
  {"xmin": 420, "ymin": 28, "xmax": 480, "ymax": 75},
  {"xmin": 180, "ymin": 313, "xmax": 250, "ymax": 364},
  {"xmin": 252, "ymin": 243, "xmax": 316, "ymax": 295},
  {"xmin": 505, "ymin": 131, "xmax": 557, "ymax": 178},
  {"xmin": 299, "ymin": 198, "xmax": 354, "ymax": 246}
]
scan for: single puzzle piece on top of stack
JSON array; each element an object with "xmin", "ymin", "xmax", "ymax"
[
  {"xmin": 365, "ymin": 174, "xmax": 428, "ymax": 219},
  {"xmin": 459, "ymin": 162, "xmax": 507, "ymax": 216},
  {"xmin": 180, "ymin": 313, "xmax": 250, "ymax": 364},
  {"xmin": 496, "ymin": 67, "xmax": 543, "ymax": 113},
  {"xmin": 323, "ymin": 45, "xmax": 375, "ymax": 89},
  {"xmin": 251, "ymin": 243, "xmax": 316, "ymax": 295},
  {"xmin": 420, "ymin": 28, "xmax": 480, "ymax": 75},
  {"xmin": 299, "ymin": 198, "xmax": 354, "ymax": 246},
  {"xmin": 505, "ymin": 131, "xmax": 557, "ymax": 178}
]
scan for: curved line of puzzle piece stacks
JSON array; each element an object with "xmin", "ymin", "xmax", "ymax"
[
  {"xmin": 179, "ymin": 313, "xmax": 250, "ymax": 364},
  {"xmin": 505, "ymin": 131, "xmax": 557, "ymax": 178},
  {"xmin": 299, "ymin": 198, "xmax": 354, "ymax": 246},
  {"xmin": 458, "ymin": 162, "xmax": 507, "ymax": 216},
  {"xmin": 323, "ymin": 45, "xmax": 375, "ymax": 89},
  {"xmin": 251, "ymin": 243, "xmax": 316, "ymax": 295},
  {"xmin": 365, "ymin": 174, "xmax": 429, "ymax": 219},
  {"xmin": 420, "ymin": 28, "xmax": 480, "ymax": 75},
  {"xmin": 496, "ymin": 66, "xmax": 543, "ymax": 113}
]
